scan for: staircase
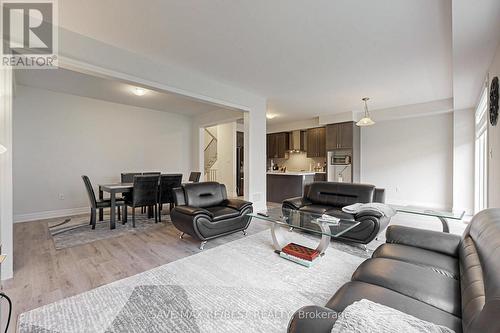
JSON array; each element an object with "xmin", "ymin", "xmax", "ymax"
[{"xmin": 204, "ymin": 129, "xmax": 217, "ymax": 181}]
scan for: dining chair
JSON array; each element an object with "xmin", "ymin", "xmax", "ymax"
[
  {"xmin": 82, "ymin": 175, "xmax": 124, "ymax": 229},
  {"xmin": 141, "ymin": 172, "xmax": 160, "ymax": 215},
  {"xmin": 123, "ymin": 175, "xmax": 159, "ymax": 227},
  {"xmin": 158, "ymin": 174, "xmax": 183, "ymax": 222},
  {"xmin": 188, "ymin": 172, "xmax": 201, "ymax": 183},
  {"xmin": 121, "ymin": 172, "xmax": 142, "ymax": 183}
]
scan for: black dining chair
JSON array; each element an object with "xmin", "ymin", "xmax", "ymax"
[
  {"xmin": 141, "ymin": 172, "xmax": 160, "ymax": 215},
  {"xmin": 188, "ymin": 172, "xmax": 201, "ymax": 183},
  {"xmin": 121, "ymin": 172, "xmax": 142, "ymax": 183},
  {"xmin": 120, "ymin": 173, "xmax": 141, "ymax": 203},
  {"xmin": 123, "ymin": 175, "xmax": 159, "ymax": 227},
  {"xmin": 158, "ymin": 174, "xmax": 183, "ymax": 222},
  {"xmin": 82, "ymin": 175, "xmax": 124, "ymax": 229}
]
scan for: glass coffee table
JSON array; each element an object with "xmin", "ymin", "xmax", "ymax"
[
  {"xmin": 390, "ymin": 205, "xmax": 465, "ymax": 233},
  {"xmin": 247, "ymin": 208, "xmax": 360, "ymax": 255}
]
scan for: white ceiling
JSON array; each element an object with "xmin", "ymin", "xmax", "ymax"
[
  {"xmin": 52, "ymin": 1, "xmax": 499, "ymax": 123},
  {"xmin": 57, "ymin": 0, "xmax": 455, "ymax": 123},
  {"xmin": 452, "ymin": 0, "xmax": 500, "ymax": 111},
  {"xmin": 14, "ymin": 68, "xmax": 224, "ymax": 116}
]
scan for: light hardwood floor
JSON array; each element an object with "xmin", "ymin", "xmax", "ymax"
[{"xmin": 1, "ymin": 212, "xmax": 271, "ymax": 332}]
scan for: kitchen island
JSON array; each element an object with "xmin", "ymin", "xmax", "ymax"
[{"xmin": 267, "ymin": 172, "xmax": 316, "ymax": 203}]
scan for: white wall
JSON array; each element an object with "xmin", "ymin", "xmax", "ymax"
[
  {"xmin": 453, "ymin": 108, "xmax": 474, "ymax": 214},
  {"xmin": 488, "ymin": 44, "xmax": 500, "ymax": 208},
  {"xmin": 212, "ymin": 122, "xmax": 236, "ymax": 196},
  {"xmin": 361, "ymin": 113, "xmax": 453, "ymax": 209},
  {"xmin": 60, "ymin": 28, "xmax": 268, "ymax": 211},
  {"xmin": 13, "ymin": 85, "xmax": 193, "ymax": 221}
]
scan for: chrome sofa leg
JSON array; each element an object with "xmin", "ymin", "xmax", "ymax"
[
  {"xmin": 199, "ymin": 241, "xmax": 207, "ymax": 250},
  {"xmin": 242, "ymin": 230, "xmax": 247, "ymax": 236},
  {"xmin": 179, "ymin": 232, "xmax": 185, "ymax": 239}
]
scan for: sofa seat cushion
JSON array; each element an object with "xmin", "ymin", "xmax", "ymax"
[
  {"xmin": 352, "ymin": 258, "xmax": 461, "ymax": 316},
  {"xmin": 204, "ymin": 206, "xmax": 240, "ymax": 221},
  {"xmin": 326, "ymin": 281, "xmax": 462, "ymax": 333},
  {"xmin": 299, "ymin": 205, "xmax": 333, "ymax": 215},
  {"xmin": 324, "ymin": 209, "xmax": 355, "ymax": 221},
  {"xmin": 373, "ymin": 244, "xmax": 459, "ymax": 280}
]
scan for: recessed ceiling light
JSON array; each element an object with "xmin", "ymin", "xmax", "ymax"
[
  {"xmin": 132, "ymin": 87, "xmax": 147, "ymax": 96},
  {"xmin": 266, "ymin": 113, "xmax": 277, "ymax": 119}
]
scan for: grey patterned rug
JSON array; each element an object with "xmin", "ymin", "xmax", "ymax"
[
  {"xmin": 48, "ymin": 211, "xmax": 168, "ymax": 249},
  {"xmin": 18, "ymin": 230, "xmax": 365, "ymax": 333}
]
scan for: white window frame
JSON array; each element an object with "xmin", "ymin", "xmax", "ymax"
[{"xmin": 474, "ymin": 86, "xmax": 488, "ymax": 213}]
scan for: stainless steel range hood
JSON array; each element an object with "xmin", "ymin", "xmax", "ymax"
[{"xmin": 288, "ymin": 130, "xmax": 304, "ymax": 152}]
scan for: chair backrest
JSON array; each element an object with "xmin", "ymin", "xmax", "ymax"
[
  {"xmin": 121, "ymin": 172, "xmax": 142, "ymax": 183},
  {"xmin": 143, "ymin": 172, "xmax": 161, "ymax": 176},
  {"xmin": 189, "ymin": 172, "xmax": 201, "ymax": 182},
  {"xmin": 305, "ymin": 182, "xmax": 375, "ymax": 207},
  {"xmin": 159, "ymin": 174, "xmax": 183, "ymax": 204},
  {"xmin": 81, "ymin": 175, "xmax": 97, "ymax": 209},
  {"xmin": 459, "ymin": 209, "xmax": 500, "ymax": 333},
  {"xmin": 133, "ymin": 175, "xmax": 159, "ymax": 206},
  {"xmin": 183, "ymin": 182, "xmax": 227, "ymax": 208},
  {"xmin": 373, "ymin": 188, "xmax": 386, "ymax": 203}
]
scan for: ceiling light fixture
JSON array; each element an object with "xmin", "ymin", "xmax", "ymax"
[
  {"xmin": 132, "ymin": 87, "xmax": 147, "ymax": 96},
  {"xmin": 266, "ymin": 113, "xmax": 277, "ymax": 120},
  {"xmin": 356, "ymin": 97, "xmax": 375, "ymax": 127}
]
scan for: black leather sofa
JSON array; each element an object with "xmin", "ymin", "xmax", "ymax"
[
  {"xmin": 288, "ymin": 208, "xmax": 500, "ymax": 333},
  {"xmin": 171, "ymin": 182, "xmax": 253, "ymax": 250},
  {"xmin": 282, "ymin": 182, "xmax": 388, "ymax": 244}
]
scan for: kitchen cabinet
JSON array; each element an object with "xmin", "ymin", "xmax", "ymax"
[
  {"xmin": 306, "ymin": 127, "xmax": 326, "ymax": 157},
  {"xmin": 325, "ymin": 121, "xmax": 361, "ymax": 183},
  {"xmin": 267, "ymin": 132, "xmax": 289, "ymax": 158},
  {"xmin": 326, "ymin": 122, "xmax": 355, "ymax": 150}
]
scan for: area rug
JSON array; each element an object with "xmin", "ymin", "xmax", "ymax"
[
  {"xmin": 18, "ymin": 230, "xmax": 365, "ymax": 333},
  {"xmin": 48, "ymin": 212, "xmax": 169, "ymax": 250}
]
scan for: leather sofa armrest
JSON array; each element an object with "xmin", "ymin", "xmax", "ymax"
[
  {"xmin": 173, "ymin": 205, "xmax": 213, "ymax": 218},
  {"xmin": 354, "ymin": 209, "xmax": 383, "ymax": 219},
  {"xmin": 173, "ymin": 187, "xmax": 186, "ymax": 206},
  {"xmin": 283, "ymin": 197, "xmax": 311, "ymax": 210},
  {"xmin": 386, "ymin": 225, "xmax": 461, "ymax": 257},
  {"xmin": 287, "ymin": 306, "xmax": 339, "ymax": 333},
  {"xmin": 224, "ymin": 199, "xmax": 252, "ymax": 211}
]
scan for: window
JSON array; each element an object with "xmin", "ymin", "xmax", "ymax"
[{"xmin": 474, "ymin": 87, "xmax": 488, "ymax": 213}]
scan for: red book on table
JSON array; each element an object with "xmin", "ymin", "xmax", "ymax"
[{"xmin": 282, "ymin": 243, "xmax": 320, "ymax": 261}]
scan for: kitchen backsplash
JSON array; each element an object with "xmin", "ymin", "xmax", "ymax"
[{"xmin": 268, "ymin": 151, "xmax": 326, "ymax": 171}]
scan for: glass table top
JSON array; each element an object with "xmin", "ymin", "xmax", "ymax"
[
  {"xmin": 390, "ymin": 205, "xmax": 465, "ymax": 220},
  {"xmin": 248, "ymin": 208, "xmax": 361, "ymax": 238}
]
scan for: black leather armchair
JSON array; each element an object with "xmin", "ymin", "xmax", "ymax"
[
  {"xmin": 282, "ymin": 182, "xmax": 389, "ymax": 244},
  {"xmin": 288, "ymin": 209, "xmax": 500, "ymax": 333},
  {"xmin": 170, "ymin": 182, "xmax": 253, "ymax": 250}
]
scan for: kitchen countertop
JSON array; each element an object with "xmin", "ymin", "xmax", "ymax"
[{"xmin": 267, "ymin": 171, "xmax": 318, "ymax": 176}]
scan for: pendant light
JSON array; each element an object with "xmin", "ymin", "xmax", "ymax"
[{"xmin": 356, "ymin": 97, "xmax": 375, "ymax": 127}]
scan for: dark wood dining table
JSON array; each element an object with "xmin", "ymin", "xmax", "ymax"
[{"xmin": 98, "ymin": 183, "xmax": 133, "ymax": 229}]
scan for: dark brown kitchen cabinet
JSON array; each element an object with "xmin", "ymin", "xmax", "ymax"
[
  {"xmin": 326, "ymin": 122, "xmax": 355, "ymax": 150},
  {"xmin": 267, "ymin": 132, "xmax": 289, "ymax": 158},
  {"xmin": 306, "ymin": 127, "xmax": 326, "ymax": 157}
]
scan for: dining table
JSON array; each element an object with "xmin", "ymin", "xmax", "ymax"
[
  {"xmin": 98, "ymin": 180, "xmax": 190, "ymax": 229},
  {"xmin": 98, "ymin": 183, "xmax": 133, "ymax": 229}
]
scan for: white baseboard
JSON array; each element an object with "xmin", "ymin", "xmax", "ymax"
[{"xmin": 14, "ymin": 207, "xmax": 89, "ymax": 223}]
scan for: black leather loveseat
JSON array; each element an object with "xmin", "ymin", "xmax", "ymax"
[
  {"xmin": 282, "ymin": 182, "xmax": 388, "ymax": 244},
  {"xmin": 288, "ymin": 208, "xmax": 500, "ymax": 333},
  {"xmin": 171, "ymin": 182, "xmax": 253, "ymax": 250}
]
